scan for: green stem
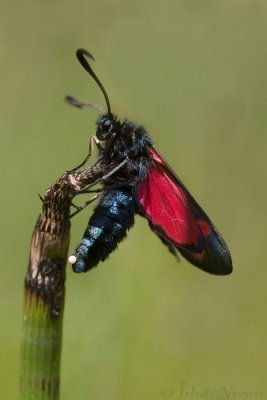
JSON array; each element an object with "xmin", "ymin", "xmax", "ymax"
[
  {"xmin": 20, "ymin": 289, "xmax": 65, "ymax": 399},
  {"xmin": 20, "ymin": 167, "xmax": 104, "ymax": 400},
  {"xmin": 20, "ymin": 198, "xmax": 70, "ymax": 399}
]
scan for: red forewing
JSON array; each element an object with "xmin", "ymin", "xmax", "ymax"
[{"xmin": 136, "ymin": 146, "xmax": 232, "ymax": 275}]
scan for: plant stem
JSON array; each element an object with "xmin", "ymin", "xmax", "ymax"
[{"xmin": 20, "ymin": 167, "xmax": 105, "ymax": 400}]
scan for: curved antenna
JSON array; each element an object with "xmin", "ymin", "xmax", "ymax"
[{"xmin": 76, "ymin": 48, "xmax": 111, "ymax": 114}]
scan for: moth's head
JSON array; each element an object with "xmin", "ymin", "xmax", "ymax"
[{"xmin": 96, "ymin": 113, "xmax": 117, "ymax": 141}]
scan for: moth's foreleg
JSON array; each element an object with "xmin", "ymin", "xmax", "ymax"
[
  {"xmin": 67, "ymin": 135, "xmax": 104, "ymax": 172},
  {"xmin": 79, "ymin": 158, "xmax": 128, "ymax": 193},
  {"xmin": 102, "ymin": 132, "xmax": 116, "ymax": 158}
]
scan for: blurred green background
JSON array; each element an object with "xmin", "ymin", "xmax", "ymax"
[{"xmin": 1, "ymin": 1, "xmax": 267, "ymax": 399}]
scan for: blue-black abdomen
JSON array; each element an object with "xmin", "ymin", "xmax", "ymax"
[{"xmin": 72, "ymin": 189, "xmax": 135, "ymax": 272}]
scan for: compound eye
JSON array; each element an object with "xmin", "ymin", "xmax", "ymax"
[{"xmin": 102, "ymin": 119, "xmax": 112, "ymax": 133}]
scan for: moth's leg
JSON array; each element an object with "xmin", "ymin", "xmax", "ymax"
[
  {"xmin": 80, "ymin": 182, "xmax": 131, "ymax": 194},
  {"xmin": 70, "ymin": 194, "xmax": 100, "ymax": 218},
  {"xmin": 102, "ymin": 132, "xmax": 116, "ymax": 158},
  {"xmin": 71, "ymin": 188, "xmax": 102, "ymax": 212},
  {"xmin": 76, "ymin": 189, "xmax": 103, "ymax": 194},
  {"xmin": 79, "ymin": 158, "xmax": 128, "ymax": 193},
  {"xmin": 91, "ymin": 135, "xmax": 104, "ymax": 154},
  {"xmin": 68, "ymin": 135, "xmax": 104, "ymax": 172}
]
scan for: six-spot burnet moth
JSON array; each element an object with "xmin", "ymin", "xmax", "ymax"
[{"xmin": 67, "ymin": 49, "xmax": 232, "ymax": 275}]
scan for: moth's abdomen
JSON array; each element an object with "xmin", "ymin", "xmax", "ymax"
[{"xmin": 71, "ymin": 189, "xmax": 135, "ymax": 272}]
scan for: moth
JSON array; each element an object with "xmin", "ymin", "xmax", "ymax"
[{"xmin": 67, "ymin": 49, "xmax": 232, "ymax": 275}]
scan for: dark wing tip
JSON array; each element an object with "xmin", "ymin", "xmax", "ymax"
[{"xmin": 179, "ymin": 246, "xmax": 233, "ymax": 276}]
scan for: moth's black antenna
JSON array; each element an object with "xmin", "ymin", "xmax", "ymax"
[
  {"xmin": 76, "ymin": 48, "xmax": 111, "ymax": 115},
  {"xmin": 64, "ymin": 95, "xmax": 106, "ymax": 113}
]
